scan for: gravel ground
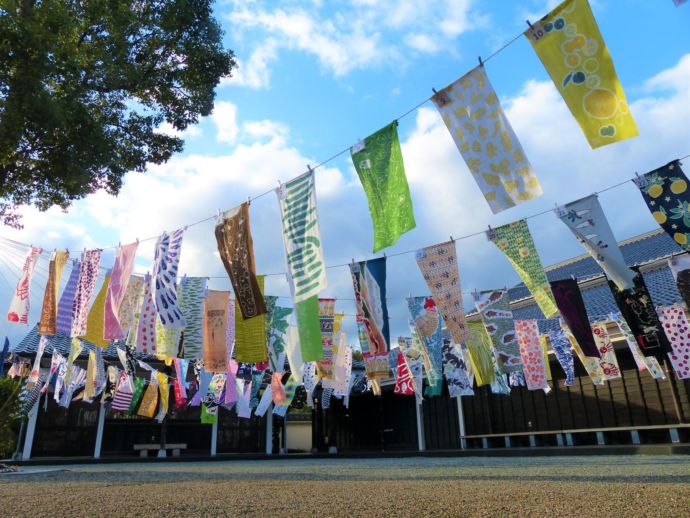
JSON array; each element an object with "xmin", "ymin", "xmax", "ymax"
[{"xmin": 1, "ymin": 455, "xmax": 689, "ymax": 517}]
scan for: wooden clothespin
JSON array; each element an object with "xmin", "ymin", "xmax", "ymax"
[
  {"xmin": 478, "ymin": 56, "xmax": 483, "ymax": 67},
  {"xmin": 247, "ymin": 196, "xmax": 252, "ymax": 207},
  {"xmin": 307, "ymin": 164, "xmax": 314, "ymax": 174},
  {"xmin": 526, "ymin": 19, "xmax": 534, "ymax": 29}
]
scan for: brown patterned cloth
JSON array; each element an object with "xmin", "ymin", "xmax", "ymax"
[
  {"xmin": 215, "ymin": 202, "xmax": 266, "ymax": 319},
  {"xmin": 38, "ymin": 255, "xmax": 58, "ymax": 335}
]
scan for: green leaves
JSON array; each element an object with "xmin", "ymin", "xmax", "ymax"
[{"xmin": 0, "ymin": 0, "xmax": 236, "ymax": 227}]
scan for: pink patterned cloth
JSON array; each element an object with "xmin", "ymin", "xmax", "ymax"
[
  {"xmin": 591, "ymin": 323, "xmax": 622, "ymax": 380},
  {"xmin": 104, "ymin": 242, "xmax": 139, "ymax": 340},
  {"xmin": 136, "ymin": 273, "xmax": 157, "ymax": 355},
  {"xmin": 658, "ymin": 305, "xmax": 690, "ymax": 379},
  {"xmin": 7, "ymin": 247, "xmax": 42, "ymax": 324},
  {"xmin": 515, "ymin": 319, "xmax": 548, "ymax": 391},
  {"xmin": 71, "ymin": 249, "xmax": 102, "ymax": 337},
  {"xmin": 393, "ymin": 351, "xmax": 414, "ymax": 395}
]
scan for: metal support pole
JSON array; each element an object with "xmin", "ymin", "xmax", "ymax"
[
  {"xmin": 456, "ymin": 397, "xmax": 466, "ymax": 449},
  {"xmin": 415, "ymin": 400, "xmax": 426, "ymax": 451},
  {"xmin": 210, "ymin": 419, "xmax": 218, "ymax": 456},
  {"xmin": 93, "ymin": 404, "xmax": 106, "ymax": 459},
  {"xmin": 265, "ymin": 403, "xmax": 273, "ymax": 454},
  {"xmin": 22, "ymin": 393, "xmax": 41, "ymax": 461}
]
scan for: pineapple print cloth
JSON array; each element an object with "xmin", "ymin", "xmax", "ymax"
[
  {"xmin": 525, "ymin": 0, "xmax": 638, "ymax": 148},
  {"xmin": 432, "ymin": 65, "xmax": 542, "ymax": 213},
  {"xmin": 637, "ymin": 160, "xmax": 690, "ymax": 250},
  {"xmin": 351, "ymin": 122, "xmax": 416, "ymax": 252},
  {"xmin": 415, "ymin": 240, "xmax": 467, "ymax": 343},
  {"xmin": 490, "ymin": 220, "xmax": 558, "ymax": 318},
  {"xmin": 557, "ymin": 194, "xmax": 635, "ymax": 290}
]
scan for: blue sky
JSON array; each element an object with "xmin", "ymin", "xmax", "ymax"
[{"xmin": 1, "ymin": 0, "xmax": 690, "ymax": 347}]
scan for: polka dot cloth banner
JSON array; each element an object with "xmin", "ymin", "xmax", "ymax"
[
  {"xmin": 636, "ymin": 160, "xmax": 690, "ymax": 250},
  {"xmin": 431, "ymin": 65, "xmax": 542, "ymax": 214},
  {"xmin": 525, "ymin": 0, "xmax": 638, "ymax": 148},
  {"xmin": 515, "ymin": 319, "xmax": 549, "ymax": 391},
  {"xmin": 658, "ymin": 305, "xmax": 690, "ymax": 380}
]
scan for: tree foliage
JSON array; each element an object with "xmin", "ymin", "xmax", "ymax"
[
  {"xmin": 0, "ymin": 0, "xmax": 236, "ymax": 227},
  {"xmin": 0, "ymin": 376, "xmax": 21, "ymax": 458}
]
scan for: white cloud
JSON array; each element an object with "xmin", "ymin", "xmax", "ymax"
[
  {"xmin": 156, "ymin": 122, "xmax": 202, "ymax": 139},
  {"xmin": 225, "ymin": 0, "xmax": 485, "ymax": 83},
  {"xmin": 221, "ymin": 39, "xmax": 279, "ymax": 90},
  {"xmin": 211, "ymin": 101, "xmax": 239, "ymax": 144}
]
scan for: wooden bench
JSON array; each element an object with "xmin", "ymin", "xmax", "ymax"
[
  {"xmin": 133, "ymin": 443, "xmax": 187, "ymax": 458},
  {"xmin": 459, "ymin": 424, "xmax": 690, "ymax": 449}
]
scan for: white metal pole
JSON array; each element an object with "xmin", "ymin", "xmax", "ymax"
[
  {"xmin": 456, "ymin": 397, "xmax": 467, "ymax": 449},
  {"xmin": 415, "ymin": 401, "xmax": 426, "ymax": 451},
  {"xmin": 93, "ymin": 404, "xmax": 106, "ymax": 459},
  {"xmin": 22, "ymin": 393, "xmax": 41, "ymax": 460}
]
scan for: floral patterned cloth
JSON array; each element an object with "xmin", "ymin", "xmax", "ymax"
[
  {"xmin": 658, "ymin": 305, "xmax": 690, "ymax": 379},
  {"xmin": 71, "ymin": 249, "xmax": 102, "ymax": 337},
  {"xmin": 416, "ymin": 240, "xmax": 467, "ymax": 343},
  {"xmin": 525, "ymin": 0, "xmax": 637, "ymax": 148},
  {"xmin": 432, "ymin": 65, "xmax": 542, "ymax": 213},
  {"xmin": 515, "ymin": 320, "xmax": 549, "ymax": 391},
  {"xmin": 7, "ymin": 246, "xmax": 42, "ymax": 324},
  {"xmin": 591, "ymin": 322, "xmax": 622, "ymax": 380},
  {"xmin": 490, "ymin": 220, "xmax": 558, "ymax": 318}
]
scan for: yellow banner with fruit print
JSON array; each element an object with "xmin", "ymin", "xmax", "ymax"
[
  {"xmin": 432, "ymin": 65, "xmax": 542, "ymax": 214},
  {"xmin": 526, "ymin": 0, "xmax": 637, "ymax": 149}
]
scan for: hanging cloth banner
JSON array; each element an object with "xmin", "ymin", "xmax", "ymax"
[
  {"xmin": 203, "ymin": 290, "xmax": 230, "ymax": 372},
  {"xmin": 399, "ymin": 337, "xmax": 424, "ymax": 402},
  {"xmin": 111, "ymin": 371, "xmax": 133, "ymax": 412},
  {"xmin": 557, "ymin": 194, "xmax": 635, "ymax": 290},
  {"xmin": 255, "ymin": 384, "xmax": 273, "ymax": 417},
  {"xmin": 151, "ymin": 228, "xmax": 185, "ymax": 328},
  {"xmin": 100, "ymin": 365, "xmax": 119, "ymax": 404},
  {"xmin": 267, "ymin": 304, "xmax": 293, "ymax": 372},
  {"xmin": 657, "ymin": 305, "xmax": 690, "ymax": 379},
  {"xmin": 136, "ymin": 273, "xmax": 157, "ymax": 355},
  {"xmin": 363, "ymin": 354, "xmax": 390, "ymax": 395},
  {"xmin": 71, "ymin": 249, "xmax": 102, "ymax": 337},
  {"xmin": 636, "ymin": 160, "xmax": 690, "ymax": 250},
  {"xmin": 562, "ymin": 323, "xmax": 605, "ymax": 385},
  {"xmin": 286, "ymin": 325, "xmax": 304, "ymax": 381},
  {"xmin": 137, "ymin": 378, "xmax": 159, "ymax": 418},
  {"xmin": 407, "ymin": 296, "xmax": 444, "ymax": 396},
  {"xmin": 546, "ymin": 328, "xmax": 576, "ymax": 386},
  {"xmin": 351, "ymin": 258, "xmax": 390, "ymax": 355},
  {"xmin": 56, "ymin": 260, "xmax": 81, "ymax": 336},
  {"xmin": 317, "ymin": 298, "xmax": 336, "ymax": 380},
  {"xmin": 351, "ymin": 122, "xmax": 416, "ymax": 252},
  {"xmin": 490, "ymin": 220, "xmax": 558, "ymax": 318},
  {"xmin": 442, "ymin": 339, "xmax": 474, "ymax": 397},
  {"xmin": 28, "ymin": 335, "xmax": 48, "ymax": 386},
  {"xmin": 173, "ymin": 358, "xmax": 189, "ymax": 408},
  {"xmin": 84, "ymin": 350, "xmax": 98, "ymax": 401},
  {"xmin": 236, "ymin": 378, "xmax": 253, "ymax": 418},
  {"xmin": 235, "ymin": 275, "xmax": 268, "ymax": 363},
  {"xmin": 432, "ymin": 66, "xmax": 542, "ymax": 213},
  {"xmin": 59, "ymin": 365, "xmax": 86, "ymax": 408},
  {"xmin": 83, "ymin": 274, "xmax": 111, "ymax": 348},
  {"xmin": 416, "ymin": 240, "xmax": 467, "ymax": 343},
  {"xmin": 7, "ymin": 246, "xmax": 42, "ymax": 324},
  {"xmin": 669, "ymin": 254, "xmax": 690, "ymax": 309},
  {"xmin": 333, "ymin": 340, "xmax": 353, "ymax": 398},
  {"xmin": 464, "ymin": 321, "xmax": 496, "ymax": 387},
  {"xmin": 177, "ymin": 276, "xmax": 207, "ymax": 360},
  {"xmin": 104, "ymin": 242, "xmax": 138, "ymax": 340},
  {"xmin": 224, "ymin": 301, "xmax": 239, "ymax": 405},
  {"xmin": 38, "ymin": 250, "xmax": 68, "ymax": 335},
  {"xmin": 473, "ymin": 289, "xmax": 523, "ymax": 374},
  {"xmin": 611, "ymin": 313, "xmax": 665, "ymax": 379},
  {"xmin": 63, "ymin": 337, "xmax": 83, "ymax": 387},
  {"xmin": 294, "ymin": 296, "xmax": 323, "ymax": 362},
  {"xmin": 276, "ymin": 170, "xmax": 328, "ymax": 303},
  {"xmin": 156, "ymin": 312, "xmax": 181, "ymax": 359},
  {"xmin": 393, "ymin": 350, "xmax": 414, "ymax": 395},
  {"xmin": 156, "ymin": 372, "xmax": 170, "ymax": 422},
  {"xmin": 515, "ymin": 320, "xmax": 549, "ymax": 391},
  {"xmin": 609, "ymin": 272, "xmax": 672, "ymax": 354},
  {"xmin": 215, "ymin": 202, "xmax": 266, "ymax": 319},
  {"xmin": 550, "ymin": 279, "xmax": 600, "ymax": 357},
  {"xmin": 119, "ymin": 275, "xmax": 144, "ymax": 346},
  {"xmin": 127, "ymin": 377, "xmax": 146, "ymax": 415},
  {"xmin": 42, "ymin": 350, "xmax": 65, "ymax": 394},
  {"xmin": 273, "ymin": 375, "xmax": 299, "ymax": 417},
  {"xmin": 591, "ymin": 322, "xmax": 622, "ymax": 380},
  {"xmin": 525, "ymin": 0, "xmax": 638, "ymax": 148}
]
